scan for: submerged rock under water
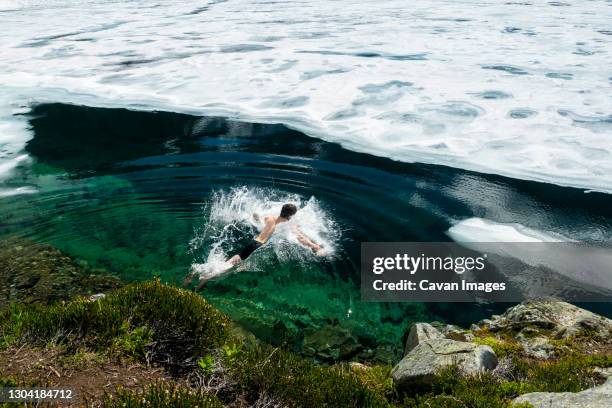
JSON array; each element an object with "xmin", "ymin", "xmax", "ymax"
[{"xmin": 0, "ymin": 239, "xmax": 121, "ymax": 307}]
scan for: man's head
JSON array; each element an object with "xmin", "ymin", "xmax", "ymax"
[{"xmin": 280, "ymin": 203, "xmax": 298, "ymax": 219}]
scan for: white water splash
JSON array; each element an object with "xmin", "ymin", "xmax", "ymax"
[
  {"xmin": 190, "ymin": 186, "xmax": 341, "ymax": 280},
  {"xmin": 0, "ymin": 0, "xmax": 610, "ymax": 193}
]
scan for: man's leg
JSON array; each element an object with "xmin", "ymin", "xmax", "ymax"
[
  {"xmin": 182, "ymin": 272, "xmax": 197, "ymax": 287},
  {"xmin": 227, "ymin": 254, "xmax": 242, "ymax": 266},
  {"xmin": 195, "ymin": 254, "xmax": 242, "ymax": 291}
]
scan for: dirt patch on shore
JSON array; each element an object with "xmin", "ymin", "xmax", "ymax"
[{"xmin": 0, "ymin": 346, "xmax": 170, "ymax": 407}]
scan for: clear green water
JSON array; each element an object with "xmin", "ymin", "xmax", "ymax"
[{"xmin": 1, "ymin": 103, "xmax": 610, "ymax": 362}]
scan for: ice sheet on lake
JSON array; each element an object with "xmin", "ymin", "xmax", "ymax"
[
  {"xmin": 447, "ymin": 217, "xmax": 612, "ymax": 292},
  {"xmin": 447, "ymin": 217, "xmax": 571, "ymax": 243},
  {"xmin": 0, "ymin": 0, "xmax": 611, "ymax": 193}
]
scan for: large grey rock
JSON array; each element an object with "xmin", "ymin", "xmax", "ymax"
[
  {"xmin": 404, "ymin": 323, "xmax": 444, "ymax": 354},
  {"xmin": 392, "ymin": 339, "xmax": 498, "ymax": 388},
  {"xmin": 480, "ymin": 301, "xmax": 612, "ymax": 361},
  {"xmin": 513, "ymin": 377, "xmax": 612, "ymax": 408},
  {"xmin": 517, "ymin": 335, "xmax": 557, "ymax": 360},
  {"xmin": 431, "ymin": 321, "xmax": 475, "ymax": 342},
  {"xmin": 485, "ymin": 300, "xmax": 612, "ymax": 339}
]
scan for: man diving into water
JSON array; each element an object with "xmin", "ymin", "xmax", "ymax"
[{"xmin": 183, "ymin": 203, "xmax": 324, "ymax": 291}]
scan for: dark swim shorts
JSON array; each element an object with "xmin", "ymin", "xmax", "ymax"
[{"xmin": 238, "ymin": 239, "xmax": 263, "ymax": 260}]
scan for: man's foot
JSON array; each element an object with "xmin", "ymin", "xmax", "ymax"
[
  {"xmin": 195, "ymin": 277, "xmax": 209, "ymax": 291},
  {"xmin": 182, "ymin": 272, "xmax": 197, "ymax": 287},
  {"xmin": 313, "ymin": 245, "xmax": 326, "ymax": 256}
]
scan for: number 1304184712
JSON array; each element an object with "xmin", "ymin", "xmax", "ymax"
[{"xmin": 0, "ymin": 388, "xmax": 74, "ymax": 402}]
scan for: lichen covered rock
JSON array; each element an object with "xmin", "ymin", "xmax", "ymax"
[
  {"xmin": 392, "ymin": 338, "xmax": 498, "ymax": 388},
  {"xmin": 482, "ymin": 300, "xmax": 612, "ymax": 340},
  {"xmin": 404, "ymin": 323, "xmax": 444, "ymax": 353},
  {"xmin": 513, "ymin": 377, "xmax": 612, "ymax": 408}
]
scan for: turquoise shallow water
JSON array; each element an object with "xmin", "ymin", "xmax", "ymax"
[{"xmin": 1, "ymin": 103, "xmax": 611, "ymax": 362}]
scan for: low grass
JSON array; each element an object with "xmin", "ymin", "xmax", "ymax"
[
  {"xmin": 400, "ymin": 366, "xmax": 534, "ymax": 408},
  {"xmin": 104, "ymin": 382, "xmax": 224, "ymax": 408},
  {"xmin": 472, "ymin": 336, "xmax": 523, "ymax": 358},
  {"xmin": 227, "ymin": 344, "xmax": 391, "ymax": 408},
  {"xmin": 512, "ymin": 353, "xmax": 612, "ymax": 392},
  {"xmin": 0, "ymin": 280, "xmax": 230, "ymax": 373}
]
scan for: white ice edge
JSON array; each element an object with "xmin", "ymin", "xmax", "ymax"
[
  {"xmin": 448, "ymin": 217, "xmax": 612, "ymax": 290},
  {"xmin": 447, "ymin": 217, "xmax": 573, "ymax": 243}
]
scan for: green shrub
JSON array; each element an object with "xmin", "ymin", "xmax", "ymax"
[
  {"xmin": 472, "ymin": 336, "xmax": 522, "ymax": 358},
  {"xmin": 110, "ymin": 323, "xmax": 153, "ymax": 359},
  {"xmin": 227, "ymin": 344, "xmax": 391, "ymax": 407},
  {"xmin": 353, "ymin": 364, "xmax": 395, "ymax": 398},
  {"xmin": 0, "ymin": 376, "xmax": 17, "ymax": 387},
  {"xmin": 197, "ymin": 355, "xmax": 215, "ymax": 375},
  {"xmin": 0, "ymin": 281, "xmax": 230, "ymax": 371},
  {"xmin": 512, "ymin": 353, "xmax": 611, "ymax": 392},
  {"xmin": 0, "ymin": 377, "xmax": 19, "ymax": 408},
  {"xmin": 400, "ymin": 366, "xmax": 532, "ymax": 408},
  {"xmin": 105, "ymin": 382, "xmax": 223, "ymax": 408},
  {"xmin": 0, "ymin": 305, "xmax": 24, "ymax": 350}
]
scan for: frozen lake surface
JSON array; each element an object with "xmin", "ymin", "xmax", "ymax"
[{"xmin": 0, "ymin": 0, "xmax": 611, "ymax": 193}]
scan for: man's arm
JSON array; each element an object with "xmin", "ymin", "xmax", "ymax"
[{"xmin": 292, "ymin": 225, "xmax": 323, "ymax": 253}]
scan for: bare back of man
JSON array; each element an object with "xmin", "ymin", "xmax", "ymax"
[{"xmin": 183, "ymin": 203, "xmax": 323, "ymax": 291}]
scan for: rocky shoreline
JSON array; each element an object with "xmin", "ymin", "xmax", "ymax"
[
  {"xmin": 391, "ymin": 301, "xmax": 612, "ymax": 407},
  {"xmin": 0, "ymin": 240, "xmax": 611, "ymax": 407}
]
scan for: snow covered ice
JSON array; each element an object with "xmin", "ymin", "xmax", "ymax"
[{"xmin": 0, "ymin": 0, "xmax": 611, "ymax": 193}]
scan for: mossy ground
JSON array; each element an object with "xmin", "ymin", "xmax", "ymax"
[{"xmin": 1, "ymin": 281, "xmax": 610, "ymax": 407}]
